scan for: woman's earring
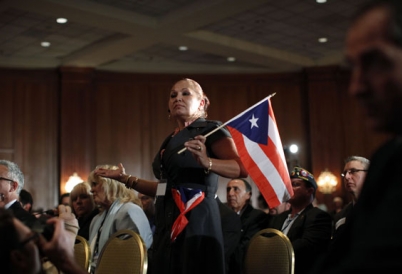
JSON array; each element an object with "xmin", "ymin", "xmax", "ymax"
[{"xmin": 168, "ymin": 114, "xmax": 171, "ymax": 120}]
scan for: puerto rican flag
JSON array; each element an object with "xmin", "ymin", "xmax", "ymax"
[
  {"xmin": 171, "ymin": 186, "xmax": 205, "ymax": 242},
  {"xmin": 226, "ymin": 96, "xmax": 293, "ymax": 208}
]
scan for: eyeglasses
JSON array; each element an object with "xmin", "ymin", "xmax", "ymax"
[
  {"xmin": 341, "ymin": 169, "xmax": 368, "ymax": 177},
  {"xmin": 17, "ymin": 231, "xmax": 40, "ymax": 250},
  {"xmin": 0, "ymin": 177, "xmax": 14, "ymax": 183}
]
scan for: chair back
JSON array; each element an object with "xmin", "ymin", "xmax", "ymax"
[
  {"xmin": 244, "ymin": 228, "xmax": 294, "ymax": 274},
  {"xmin": 95, "ymin": 229, "xmax": 148, "ymax": 274},
  {"xmin": 74, "ymin": 235, "xmax": 91, "ymax": 272}
]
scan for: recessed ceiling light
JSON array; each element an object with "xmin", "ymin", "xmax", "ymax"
[
  {"xmin": 318, "ymin": 37, "xmax": 328, "ymax": 43},
  {"xmin": 227, "ymin": 57, "xmax": 236, "ymax": 62},
  {"xmin": 41, "ymin": 41, "xmax": 51, "ymax": 47},
  {"xmin": 56, "ymin": 18, "xmax": 68, "ymax": 24},
  {"xmin": 316, "ymin": 0, "xmax": 327, "ymax": 3},
  {"xmin": 178, "ymin": 46, "xmax": 188, "ymax": 51}
]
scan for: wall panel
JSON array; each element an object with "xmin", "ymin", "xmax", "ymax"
[
  {"xmin": 0, "ymin": 66, "xmax": 390, "ymax": 211},
  {"xmin": 0, "ymin": 69, "xmax": 59, "ymax": 210},
  {"xmin": 60, "ymin": 68, "xmax": 96, "ymax": 194}
]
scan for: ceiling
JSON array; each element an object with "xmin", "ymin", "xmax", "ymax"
[{"xmin": 0, "ymin": 0, "xmax": 370, "ymax": 74}]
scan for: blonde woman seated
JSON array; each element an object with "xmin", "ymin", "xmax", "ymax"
[
  {"xmin": 88, "ymin": 165, "xmax": 153, "ymax": 273},
  {"xmin": 69, "ymin": 182, "xmax": 99, "ymax": 241}
]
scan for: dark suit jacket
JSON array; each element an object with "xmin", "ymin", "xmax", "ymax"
[
  {"xmin": 332, "ymin": 202, "xmax": 353, "ymax": 238},
  {"xmin": 217, "ymin": 198, "xmax": 241, "ymax": 274},
  {"xmin": 230, "ymin": 203, "xmax": 266, "ymax": 274},
  {"xmin": 8, "ymin": 200, "xmax": 37, "ymax": 227},
  {"xmin": 311, "ymin": 202, "xmax": 354, "ymax": 273},
  {"xmin": 77, "ymin": 208, "xmax": 99, "ymax": 241},
  {"xmin": 325, "ymin": 137, "xmax": 402, "ymax": 273},
  {"xmin": 9, "ymin": 200, "xmax": 56, "ymax": 240},
  {"xmin": 269, "ymin": 204, "xmax": 332, "ymax": 274}
]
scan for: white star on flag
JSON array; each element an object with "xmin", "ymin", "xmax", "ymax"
[{"xmin": 249, "ymin": 114, "xmax": 259, "ymax": 129}]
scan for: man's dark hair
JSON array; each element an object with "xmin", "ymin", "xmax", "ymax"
[
  {"xmin": 257, "ymin": 193, "xmax": 268, "ymax": 210},
  {"xmin": 19, "ymin": 189, "xmax": 33, "ymax": 213},
  {"xmin": 238, "ymin": 178, "xmax": 252, "ymax": 194},
  {"xmin": 59, "ymin": 192, "xmax": 70, "ymax": 205}
]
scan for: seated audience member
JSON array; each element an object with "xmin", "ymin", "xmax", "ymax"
[
  {"xmin": 138, "ymin": 192, "xmax": 156, "ymax": 234},
  {"xmin": 0, "ymin": 208, "xmax": 87, "ymax": 274},
  {"xmin": 314, "ymin": 156, "xmax": 370, "ymax": 272},
  {"xmin": 312, "ymin": 198, "xmax": 328, "ymax": 212},
  {"xmin": 0, "ymin": 160, "xmax": 79, "ymax": 248},
  {"xmin": 70, "ymin": 182, "xmax": 99, "ymax": 240},
  {"xmin": 0, "ymin": 160, "xmax": 37, "ymax": 228},
  {"xmin": 257, "ymin": 193, "xmax": 269, "ymax": 214},
  {"xmin": 217, "ymin": 196, "xmax": 241, "ymax": 274},
  {"xmin": 19, "ymin": 189, "xmax": 34, "ymax": 213},
  {"xmin": 333, "ymin": 156, "xmax": 369, "ymax": 230},
  {"xmin": 268, "ymin": 167, "xmax": 332, "ymax": 274},
  {"xmin": 269, "ymin": 201, "xmax": 290, "ymax": 216},
  {"xmin": 318, "ymin": 2, "xmax": 402, "ymax": 271},
  {"xmin": 59, "ymin": 193, "xmax": 70, "ymax": 206},
  {"xmin": 226, "ymin": 178, "xmax": 266, "ymax": 274},
  {"xmin": 88, "ymin": 165, "xmax": 153, "ymax": 273},
  {"xmin": 330, "ymin": 196, "xmax": 344, "ymax": 217}
]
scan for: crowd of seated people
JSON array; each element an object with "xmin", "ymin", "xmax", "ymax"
[
  {"xmin": 2, "ymin": 156, "xmax": 368, "ymax": 274},
  {"xmin": 2, "ymin": 2, "xmax": 400, "ymax": 270}
]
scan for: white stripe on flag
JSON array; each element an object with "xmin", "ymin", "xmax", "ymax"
[
  {"xmin": 185, "ymin": 192, "xmax": 203, "ymax": 211},
  {"xmin": 268, "ymin": 113, "xmax": 287, "ymax": 168},
  {"xmin": 243, "ymin": 136, "xmax": 288, "ymax": 201}
]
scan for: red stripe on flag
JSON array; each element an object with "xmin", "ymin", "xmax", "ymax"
[
  {"xmin": 229, "ymin": 128, "xmax": 281, "ymax": 207},
  {"xmin": 268, "ymin": 101, "xmax": 293, "ymax": 196}
]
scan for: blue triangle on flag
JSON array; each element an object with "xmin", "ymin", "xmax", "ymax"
[{"xmin": 227, "ymin": 99, "xmax": 269, "ymax": 145}]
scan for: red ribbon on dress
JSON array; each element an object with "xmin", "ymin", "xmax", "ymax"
[{"xmin": 170, "ymin": 186, "xmax": 205, "ymax": 242}]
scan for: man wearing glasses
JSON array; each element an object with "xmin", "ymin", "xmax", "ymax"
[
  {"xmin": 0, "ymin": 159, "xmax": 37, "ymax": 228},
  {"xmin": 326, "ymin": 156, "xmax": 370, "ymax": 264},
  {"xmin": 340, "ymin": 156, "xmax": 370, "ymax": 206}
]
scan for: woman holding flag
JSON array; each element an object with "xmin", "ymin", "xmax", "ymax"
[{"xmin": 95, "ymin": 78, "xmax": 247, "ymax": 274}]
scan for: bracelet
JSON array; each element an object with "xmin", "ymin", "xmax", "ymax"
[
  {"xmin": 132, "ymin": 176, "xmax": 140, "ymax": 188},
  {"xmin": 126, "ymin": 175, "xmax": 140, "ymax": 189},
  {"xmin": 205, "ymin": 158, "xmax": 212, "ymax": 174}
]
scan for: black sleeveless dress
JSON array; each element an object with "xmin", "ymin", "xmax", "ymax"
[{"xmin": 150, "ymin": 118, "xmax": 229, "ymax": 274}]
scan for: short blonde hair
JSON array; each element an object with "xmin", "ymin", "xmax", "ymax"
[
  {"xmin": 88, "ymin": 165, "xmax": 142, "ymax": 211},
  {"xmin": 69, "ymin": 182, "xmax": 95, "ymax": 214}
]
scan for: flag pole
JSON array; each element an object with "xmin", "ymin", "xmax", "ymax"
[{"xmin": 177, "ymin": 92, "xmax": 276, "ymax": 154}]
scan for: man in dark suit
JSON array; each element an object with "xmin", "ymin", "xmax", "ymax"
[
  {"xmin": 312, "ymin": 156, "xmax": 370, "ymax": 273},
  {"xmin": 0, "ymin": 160, "xmax": 37, "ymax": 228},
  {"xmin": 333, "ymin": 156, "xmax": 369, "ymax": 236},
  {"xmin": 216, "ymin": 197, "xmax": 241, "ymax": 274},
  {"xmin": 268, "ymin": 167, "xmax": 332, "ymax": 274},
  {"xmin": 318, "ymin": 1, "xmax": 402, "ymax": 272},
  {"xmin": 226, "ymin": 178, "xmax": 266, "ymax": 274}
]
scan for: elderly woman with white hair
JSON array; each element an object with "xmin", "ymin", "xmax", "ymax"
[{"xmin": 88, "ymin": 165, "xmax": 153, "ymax": 273}]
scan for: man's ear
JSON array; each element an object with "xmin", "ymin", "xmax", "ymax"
[{"xmin": 10, "ymin": 181, "xmax": 18, "ymax": 192}]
